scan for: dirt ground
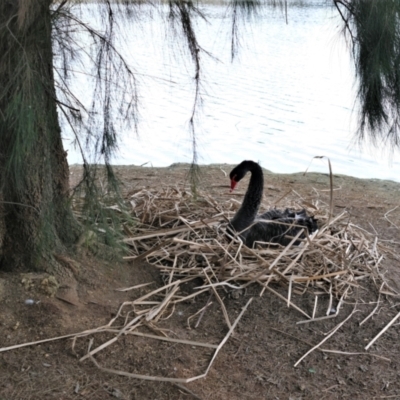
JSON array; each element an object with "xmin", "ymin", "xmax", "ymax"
[{"xmin": 1, "ymin": 163, "xmax": 400, "ymax": 400}]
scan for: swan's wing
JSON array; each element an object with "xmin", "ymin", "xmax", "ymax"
[
  {"xmin": 246, "ymin": 215, "xmax": 318, "ymax": 247},
  {"xmin": 245, "ymin": 218, "xmax": 296, "ymax": 247},
  {"xmin": 259, "ymin": 209, "xmax": 287, "ymax": 220},
  {"xmin": 259, "ymin": 208, "xmax": 305, "ymax": 220}
]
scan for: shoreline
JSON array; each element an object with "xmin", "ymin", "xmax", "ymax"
[{"xmin": 69, "ymin": 162, "xmax": 400, "ymax": 186}]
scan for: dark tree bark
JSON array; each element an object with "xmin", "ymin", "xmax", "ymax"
[{"xmin": 0, "ymin": 0, "xmax": 81, "ymax": 272}]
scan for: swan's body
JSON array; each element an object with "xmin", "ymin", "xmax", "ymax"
[{"xmin": 227, "ymin": 160, "xmax": 317, "ymax": 247}]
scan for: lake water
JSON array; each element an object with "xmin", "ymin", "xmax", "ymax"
[{"xmin": 63, "ymin": 1, "xmax": 400, "ymax": 182}]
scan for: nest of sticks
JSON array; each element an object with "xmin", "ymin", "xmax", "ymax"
[
  {"xmin": 123, "ymin": 185, "xmax": 396, "ymax": 315},
  {"xmin": 3, "ymin": 174, "xmax": 398, "ymax": 385},
  {"xmin": 67, "ymin": 182, "xmax": 395, "ymax": 378}
]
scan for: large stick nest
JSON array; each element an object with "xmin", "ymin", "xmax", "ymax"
[
  {"xmin": 123, "ymin": 185, "xmax": 397, "ymax": 317},
  {"xmin": 2, "ymin": 173, "xmax": 399, "ymax": 384},
  {"xmin": 64, "ymin": 174, "xmax": 400, "ymax": 381}
]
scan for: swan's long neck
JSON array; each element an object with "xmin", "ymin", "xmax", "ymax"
[{"xmin": 230, "ymin": 163, "xmax": 264, "ymax": 234}]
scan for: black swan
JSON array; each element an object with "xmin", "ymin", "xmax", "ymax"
[{"xmin": 227, "ymin": 160, "xmax": 317, "ymax": 247}]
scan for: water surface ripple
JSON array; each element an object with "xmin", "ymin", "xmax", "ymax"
[{"xmin": 63, "ymin": 2, "xmax": 400, "ymax": 182}]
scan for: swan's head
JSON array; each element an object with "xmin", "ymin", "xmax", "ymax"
[{"xmin": 229, "ymin": 160, "xmax": 256, "ymax": 192}]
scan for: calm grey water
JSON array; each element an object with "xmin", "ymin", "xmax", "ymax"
[{"xmin": 63, "ymin": 2, "xmax": 400, "ymax": 182}]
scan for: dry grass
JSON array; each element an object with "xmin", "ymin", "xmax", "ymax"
[
  {"xmin": 80, "ymin": 183, "xmax": 397, "ymax": 372},
  {"xmin": 123, "ymin": 186, "xmax": 396, "ymax": 304},
  {"xmin": 1, "ymin": 177, "xmax": 399, "ymax": 383}
]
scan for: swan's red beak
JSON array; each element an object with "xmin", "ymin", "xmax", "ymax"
[{"xmin": 230, "ymin": 179, "xmax": 238, "ymax": 192}]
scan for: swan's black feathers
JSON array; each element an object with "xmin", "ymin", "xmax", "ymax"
[
  {"xmin": 247, "ymin": 209, "xmax": 318, "ymax": 246},
  {"xmin": 228, "ymin": 161, "xmax": 317, "ymax": 247}
]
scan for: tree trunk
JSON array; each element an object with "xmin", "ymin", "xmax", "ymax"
[{"xmin": 0, "ymin": 0, "xmax": 81, "ymax": 272}]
